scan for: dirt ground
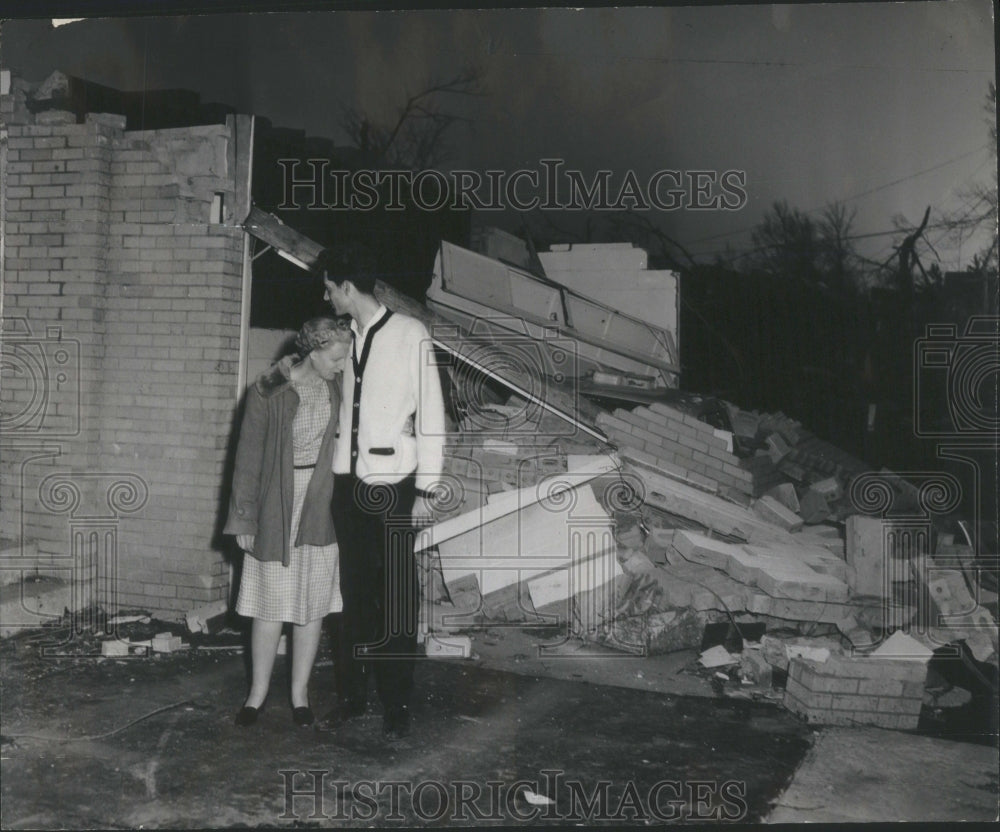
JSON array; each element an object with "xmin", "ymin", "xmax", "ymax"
[{"xmin": 1, "ymin": 618, "xmax": 997, "ymax": 827}]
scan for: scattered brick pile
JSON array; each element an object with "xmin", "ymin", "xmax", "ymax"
[
  {"xmin": 723, "ymin": 402, "xmax": 871, "ymax": 523},
  {"xmin": 785, "ymin": 653, "xmax": 928, "ymax": 730},
  {"xmin": 596, "ymin": 403, "xmax": 753, "ymax": 501}
]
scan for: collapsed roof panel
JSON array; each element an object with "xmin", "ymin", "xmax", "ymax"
[{"xmin": 429, "ymin": 240, "xmax": 679, "ymax": 386}]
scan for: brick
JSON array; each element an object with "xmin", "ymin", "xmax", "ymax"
[
  {"xmin": 631, "ymin": 423, "xmax": 667, "ymax": 448},
  {"xmin": 810, "ymin": 673, "xmax": 859, "ymax": 694},
  {"xmin": 675, "ymin": 432, "xmax": 710, "ymax": 454},
  {"xmin": 800, "ymin": 690, "xmax": 833, "ymax": 710},
  {"xmin": 648, "ymin": 402, "xmax": 710, "ymax": 433},
  {"xmin": 765, "ymin": 483, "xmax": 800, "ymax": 513},
  {"xmin": 653, "ymin": 414, "xmax": 703, "ymax": 443},
  {"xmin": 597, "ymin": 416, "xmax": 636, "ymax": 441},
  {"xmin": 798, "ymin": 489, "xmax": 831, "ymax": 524},
  {"xmin": 765, "ymin": 433, "xmax": 791, "ymax": 462},
  {"xmin": 877, "ymin": 695, "xmax": 923, "ymax": 716},
  {"xmin": 858, "ymin": 678, "xmax": 905, "ymax": 697},
  {"xmin": 831, "ymin": 694, "xmax": 880, "ymax": 712},
  {"xmin": 632, "ymin": 407, "xmax": 679, "ymax": 439}
]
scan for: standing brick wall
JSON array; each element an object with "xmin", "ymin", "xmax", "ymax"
[
  {"xmin": 1, "ymin": 112, "xmax": 116, "ymax": 577},
  {"xmin": 98, "ymin": 128, "xmax": 243, "ymax": 614},
  {"xmin": 2, "ymin": 95, "xmax": 247, "ymax": 619}
]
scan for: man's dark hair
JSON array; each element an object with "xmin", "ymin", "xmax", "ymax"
[{"xmin": 312, "ymin": 244, "xmax": 377, "ymax": 295}]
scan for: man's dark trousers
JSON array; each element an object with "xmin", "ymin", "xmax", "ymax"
[{"xmin": 331, "ymin": 473, "xmax": 419, "ymax": 711}]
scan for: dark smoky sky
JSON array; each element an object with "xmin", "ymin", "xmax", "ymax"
[{"xmin": 3, "ymin": 2, "xmax": 996, "ymax": 267}]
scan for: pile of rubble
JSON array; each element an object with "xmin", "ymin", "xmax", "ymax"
[{"xmin": 417, "ymin": 382, "xmax": 998, "ymax": 731}]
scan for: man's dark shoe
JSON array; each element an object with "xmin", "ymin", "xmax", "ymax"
[
  {"xmin": 382, "ymin": 705, "xmax": 410, "ymax": 740},
  {"xmin": 316, "ymin": 700, "xmax": 366, "ymax": 732}
]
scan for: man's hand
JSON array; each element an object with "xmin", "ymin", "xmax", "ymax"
[
  {"xmin": 411, "ymin": 495, "xmax": 437, "ymax": 527},
  {"xmin": 237, "ymin": 534, "xmax": 255, "ymax": 553}
]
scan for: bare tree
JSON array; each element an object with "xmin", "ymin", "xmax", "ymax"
[
  {"xmin": 745, "ymin": 200, "xmax": 863, "ymax": 297},
  {"xmin": 339, "ymin": 67, "xmax": 483, "ymax": 171},
  {"xmin": 748, "ymin": 200, "xmax": 823, "ymax": 286},
  {"xmin": 894, "ymin": 205, "xmax": 932, "ymax": 295},
  {"xmin": 940, "ymin": 82, "xmax": 998, "ymax": 273},
  {"xmin": 817, "ymin": 202, "xmax": 860, "ymax": 294}
]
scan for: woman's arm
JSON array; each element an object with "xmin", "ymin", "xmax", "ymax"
[{"xmin": 224, "ymin": 387, "xmax": 268, "ymax": 539}]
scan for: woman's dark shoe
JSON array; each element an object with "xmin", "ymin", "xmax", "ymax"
[
  {"xmin": 292, "ymin": 705, "xmax": 314, "ymax": 727},
  {"xmin": 235, "ymin": 695, "xmax": 267, "ymax": 727},
  {"xmin": 235, "ymin": 704, "xmax": 262, "ymax": 727}
]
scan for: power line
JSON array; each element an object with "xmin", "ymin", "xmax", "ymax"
[
  {"xmin": 690, "ymin": 217, "xmax": 974, "ymax": 265},
  {"xmin": 684, "ymin": 142, "xmax": 994, "ymax": 251},
  {"xmin": 502, "ymin": 50, "xmax": 992, "ymax": 75}
]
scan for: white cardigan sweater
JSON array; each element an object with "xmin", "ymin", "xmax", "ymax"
[{"xmin": 332, "ymin": 307, "xmax": 445, "ymax": 492}]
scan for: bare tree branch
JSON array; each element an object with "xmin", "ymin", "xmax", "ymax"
[{"xmin": 339, "ymin": 66, "xmax": 484, "ymax": 171}]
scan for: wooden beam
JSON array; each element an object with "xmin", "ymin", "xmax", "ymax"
[{"xmin": 242, "ymin": 205, "xmax": 322, "ymax": 269}]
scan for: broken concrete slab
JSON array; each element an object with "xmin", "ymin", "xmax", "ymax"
[
  {"xmin": 526, "ymin": 548, "xmax": 624, "ymax": 634},
  {"xmin": 185, "ymin": 599, "xmax": 228, "ymax": 634},
  {"xmin": 641, "ymin": 527, "xmax": 678, "ymax": 565},
  {"xmin": 789, "ymin": 526, "xmax": 846, "ymax": 559},
  {"xmin": 809, "ymin": 476, "xmax": 843, "ymax": 502},
  {"xmin": 752, "ymin": 495, "xmax": 804, "ymax": 532},
  {"xmin": 759, "ymin": 633, "xmax": 845, "ymax": 671},
  {"xmin": 659, "ymin": 559, "xmax": 757, "ymax": 612},
  {"xmin": 797, "ymin": 489, "xmax": 832, "ymax": 524},
  {"xmin": 752, "ymin": 540, "xmax": 848, "ymax": 585},
  {"xmin": 700, "ymin": 644, "xmax": 738, "ymax": 667},
  {"xmin": 100, "ymin": 639, "xmax": 131, "ymax": 657},
  {"xmin": 765, "ymin": 483, "xmax": 801, "ymax": 514},
  {"xmin": 740, "ymin": 648, "xmax": 773, "ymax": 687},
  {"xmin": 748, "ymin": 595, "xmax": 859, "ymax": 634},
  {"xmin": 726, "ymin": 405, "xmax": 761, "ymax": 439},
  {"xmin": 872, "ymin": 630, "xmax": 935, "ymax": 661},
  {"xmin": 766, "ymin": 433, "xmax": 792, "ymax": 464},
  {"xmin": 152, "ymin": 632, "xmax": 185, "ymax": 653},
  {"xmin": 419, "ymin": 457, "xmax": 617, "ymax": 597},
  {"xmin": 673, "ymin": 530, "xmax": 850, "ymax": 604},
  {"xmin": 845, "ymin": 515, "xmax": 897, "ymax": 599}
]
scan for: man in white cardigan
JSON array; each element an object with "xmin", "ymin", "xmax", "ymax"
[{"xmin": 314, "ymin": 245, "xmax": 445, "ymax": 740}]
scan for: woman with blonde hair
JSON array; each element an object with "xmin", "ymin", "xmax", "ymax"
[{"xmin": 225, "ymin": 316, "xmax": 352, "ymax": 727}]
